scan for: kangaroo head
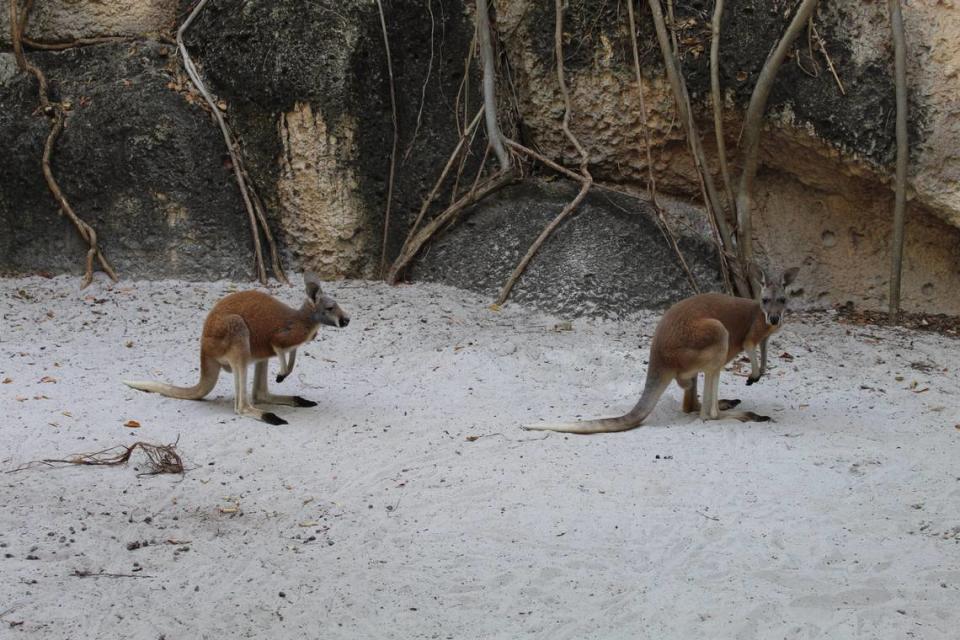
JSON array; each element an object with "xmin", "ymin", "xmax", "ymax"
[
  {"xmin": 755, "ymin": 266, "xmax": 799, "ymax": 327},
  {"xmin": 303, "ymin": 272, "xmax": 350, "ymax": 328}
]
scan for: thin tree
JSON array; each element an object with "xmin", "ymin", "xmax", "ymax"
[{"xmin": 886, "ymin": 0, "xmax": 908, "ymax": 321}]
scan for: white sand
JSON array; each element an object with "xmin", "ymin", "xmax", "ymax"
[{"xmin": 1, "ymin": 275, "xmax": 959, "ymax": 639}]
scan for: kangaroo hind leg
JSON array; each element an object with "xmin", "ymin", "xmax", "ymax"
[
  {"xmin": 677, "ymin": 375, "xmax": 700, "ymax": 413},
  {"xmin": 253, "ymin": 362, "xmax": 316, "ymax": 408},
  {"xmin": 220, "ymin": 315, "xmax": 288, "ymax": 426}
]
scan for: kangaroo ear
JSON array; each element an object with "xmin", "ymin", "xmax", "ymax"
[
  {"xmin": 748, "ymin": 262, "xmax": 767, "ymax": 289},
  {"xmin": 781, "ymin": 267, "xmax": 799, "ymax": 288},
  {"xmin": 304, "ymin": 271, "xmax": 323, "ymax": 302}
]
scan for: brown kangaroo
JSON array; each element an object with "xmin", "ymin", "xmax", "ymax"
[
  {"xmin": 124, "ymin": 272, "xmax": 349, "ymax": 425},
  {"xmin": 524, "ymin": 267, "xmax": 798, "ymax": 434}
]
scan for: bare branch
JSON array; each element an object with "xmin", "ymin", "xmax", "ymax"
[{"xmin": 887, "ymin": 0, "xmax": 908, "ymax": 320}]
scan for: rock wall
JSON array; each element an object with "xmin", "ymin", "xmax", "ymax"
[
  {"xmin": 494, "ymin": 0, "xmax": 960, "ymax": 315},
  {"xmin": 1, "ymin": 0, "xmax": 958, "ymax": 317},
  {"xmin": 0, "ymin": 42, "xmax": 253, "ymax": 280}
]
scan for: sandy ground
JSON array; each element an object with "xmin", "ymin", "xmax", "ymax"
[{"xmin": 1, "ymin": 275, "xmax": 959, "ymax": 639}]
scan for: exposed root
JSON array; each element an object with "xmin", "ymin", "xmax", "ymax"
[
  {"xmin": 627, "ymin": 0, "xmax": 698, "ymax": 294},
  {"xmin": 811, "ymin": 22, "xmax": 845, "ymax": 95},
  {"xmin": 22, "ymin": 35, "xmax": 131, "ymax": 50},
  {"xmin": 709, "ymin": 0, "xmax": 736, "ymax": 218},
  {"xmin": 9, "ymin": 0, "xmax": 117, "ymax": 288},
  {"xmin": 476, "ymin": 0, "xmax": 510, "ymax": 172},
  {"xmin": 495, "ymin": 0, "xmax": 593, "ymax": 306},
  {"xmin": 387, "ymin": 170, "xmax": 516, "ymax": 283},
  {"xmin": 734, "ymin": 0, "xmax": 820, "ymax": 291},
  {"xmin": 387, "ymin": 107, "xmax": 485, "ymax": 284},
  {"xmin": 646, "ymin": 0, "xmax": 744, "ymax": 296},
  {"xmin": 402, "ymin": 0, "xmax": 436, "ymax": 164},
  {"xmin": 178, "ymin": 0, "xmax": 287, "ymax": 284},
  {"xmin": 375, "ymin": 0, "xmax": 399, "ymax": 277}
]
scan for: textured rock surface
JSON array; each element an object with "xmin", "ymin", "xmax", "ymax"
[
  {"xmin": 2, "ymin": 0, "xmax": 959, "ymax": 316},
  {"xmin": 0, "ymin": 0, "xmax": 175, "ymax": 45},
  {"xmin": 0, "ymin": 43, "xmax": 253, "ymax": 279},
  {"xmin": 183, "ymin": 0, "xmax": 482, "ymax": 278},
  {"xmin": 413, "ymin": 179, "xmax": 724, "ymax": 317},
  {"xmin": 493, "ymin": 0, "xmax": 960, "ymax": 315}
]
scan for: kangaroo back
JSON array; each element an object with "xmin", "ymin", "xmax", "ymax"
[{"xmin": 524, "ymin": 365, "xmax": 673, "ymax": 434}]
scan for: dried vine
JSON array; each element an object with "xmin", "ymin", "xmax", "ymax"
[{"xmin": 9, "ymin": 0, "xmax": 117, "ymax": 288}]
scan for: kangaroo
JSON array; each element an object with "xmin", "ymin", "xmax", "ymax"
[
  {"xmin": 524, "ymin": 267, "xmax": 798, "ymax": 434},
  {"xmin": 123, "ymin": 272, "xmax": 350, "ymax": 425}
]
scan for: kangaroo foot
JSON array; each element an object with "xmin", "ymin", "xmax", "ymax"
[
  {"xmin": 718, "ymin": 399, "xmax": 741, "ymax": 410},
  {"xmin": 261, "ymin": 412, "xmax": 289, "ymax": 426}
]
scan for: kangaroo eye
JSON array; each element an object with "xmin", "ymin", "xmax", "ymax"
[
  {"xmin": 778, "ymin": 297, "xmax": 786, "ymax": 304},
  {"xmin": 762, "ymin": 297, "xmax": 770, "ymax": 304}
]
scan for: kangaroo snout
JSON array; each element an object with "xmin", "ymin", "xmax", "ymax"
[
  {"xmin": 339, "ymin": 316, "xmax": 350, "ymax": 328},
  {"xmin": 769, "ymin": 314, "xmax": 781, "ymax": 326}
]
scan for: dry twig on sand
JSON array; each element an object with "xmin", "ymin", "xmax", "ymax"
[{"xmin": 7, "ymin": 440, "xmax": 185, "ymax": 477}]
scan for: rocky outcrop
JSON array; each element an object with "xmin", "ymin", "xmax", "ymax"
[
  {"xmin": 1, "ymin": 1, "xmax": 959, "ymax": 316},
  {"xmin": 493, "ymin": 0, "xmax": 960, "ymax": 315},
  {"xmin": 413, "ymin": 179, "xmax": 723, "ymax": 317}
]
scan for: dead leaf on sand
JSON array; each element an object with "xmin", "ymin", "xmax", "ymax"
[{"xmin": 124, "ymin": 420, "xmax": 141, "ymax": 428}]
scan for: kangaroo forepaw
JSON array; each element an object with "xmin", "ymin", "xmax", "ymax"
[
  {"xmin": 262, "ymin": 412, "xmax": 288, "ymax": 426},
  {"xmin": 293, "ymin": 396, "xmax": 317, "ymax": 408},
  {"xmin": 718, "ymin": 399, "xmax": 741, "ymax": 410},
  {"xmin": 276, "ymin": 373, "xmax": 287, "ymax": 384},
  {"xmin": 746, "ymin": 375, "xmax": 760, "ymax": 386}
]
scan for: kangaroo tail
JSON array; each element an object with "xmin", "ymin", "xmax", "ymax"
[
  {"xmin": 123, "ymin": 354, "xmax": 219, "ymax": 401},
  {"xmin": 523, "ymin": 369, "xmax": 673, "ymax": 435}
]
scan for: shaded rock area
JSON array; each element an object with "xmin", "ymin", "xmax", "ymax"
[
  {"xmin": 0, "ymin": 42, "xmax": 253, "ymax": 279},
  {"xmin": 413, "ymin": 179, "xmax": 723, "ymax": 317}
]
